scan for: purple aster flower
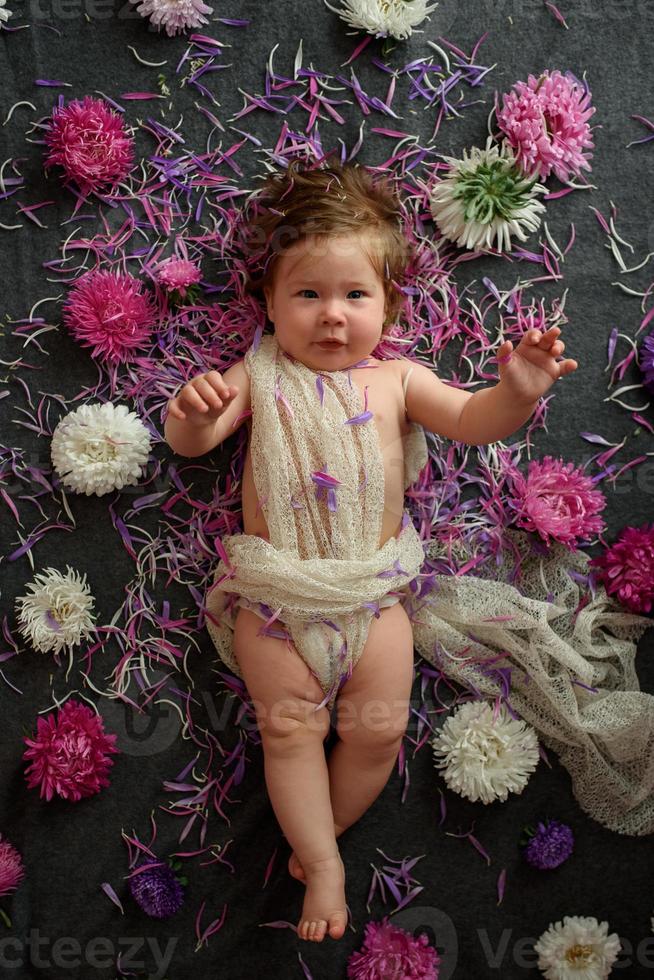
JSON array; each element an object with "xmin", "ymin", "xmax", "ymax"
[
  {"xmin": 639, "ymin": 329, "xmax": 654, "ymax": 395},
  {"xmin": 523, "ymin": 819, "xmax": 574, "ymax": 870},
  {"xmin": 128, "ymin": 863, "xmax": 184, "ymax": 918}
]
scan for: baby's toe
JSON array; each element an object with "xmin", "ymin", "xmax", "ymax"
[{"xmin": 328, "ymin": 910, "xmax": 348, "ymax": 940}]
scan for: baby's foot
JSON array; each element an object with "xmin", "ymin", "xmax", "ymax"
[{"xmin": 297, "ymin": 854, "xmax": 347, "ymax": 942}]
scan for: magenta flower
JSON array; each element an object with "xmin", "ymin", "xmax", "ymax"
[
  {"xmin": 0, "ymin": 837, "xmax": 24, "ymax": 897},
  {"xmin": 347, "ymin": 917, "xmax": 440, "ymax": 979},
  {"xmin": 497, "ymin": 70, "xmax": 596, "ymax": 182},
  {"xmin": 23, "ymin": 699, "xmax": 119, "ymax": 802},
  {"xmin": 44, "ymin": 96, "xmax": 134, "ymax": 198},
  {"xmin": 508, "ymin": 456, "xmax": 606, "ymax": 549},
  {"xmin": 154, "ymin": 257, "xmax": 202, "ymax": 297},
  {"xmin": 63, "ymin": 269, "xmax": 157, "ymax": 363},
  {"xmin": 589, "ymin": 523, "xmax": 654, "ymax": 614},
  {"xmin": 639, "ymin": 329, "xmax": 654, "ymax": 395}
]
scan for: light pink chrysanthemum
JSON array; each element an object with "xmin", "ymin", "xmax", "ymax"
[
  {"xmin": 129, "ymin": 0, "xmax": 213, "ymax": 36},
  {"xmin": 347, "ymin": 917, "xmax": 440, "ymax": 979},
  {"xmin": 0, "ymin": 837, "xmax": 24, "ymax": 898},
  {"xmin": 154, "ymin": 257, "xmax": 202, "ymax": 296},
  {"xmin": 23, "ymin": 700, "xmax": 119, "ymax": 802},
  {"xmin": 508, "ymin": 456, "xmax": 606, "ymax": 550},
  {"xmin": 497, "ymin": 70, "xmax": 596, "ymax": 182},
  {"xmin": 589, "ymin": 523, "xmax": 654, "ymax": 614},
  {"xmin": 44, "ymin": 96, "xmax": 134, "ymax": 198},
  {"xmin": 63, "ymin": 269, "xmax": 157, "ymax": 363}
]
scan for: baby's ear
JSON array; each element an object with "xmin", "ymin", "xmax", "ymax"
[{"xmin": 263, "ymin": 285, "xmax": 274, "ymax": 323}]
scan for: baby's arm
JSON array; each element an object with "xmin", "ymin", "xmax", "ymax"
[
  {"xmin": 403, "ymin": 327, "xmax": 576, "ymax": 446},
  {"xmin": 164, "ymin": 360, "xmax": 251, "ymax": 457}
]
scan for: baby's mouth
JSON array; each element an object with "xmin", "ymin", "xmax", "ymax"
[{"xmin": 317, "ymin": 340, "xmax": 345, "ymax": 349}]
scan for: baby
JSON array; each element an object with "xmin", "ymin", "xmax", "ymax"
[{"xmin": 164, "ymin": 161, "xmax": 577, "ymax": 943}]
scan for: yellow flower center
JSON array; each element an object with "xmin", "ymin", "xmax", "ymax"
[{"xmin": 565, "ymin": 944, "xmax": 593, "ymax": 965}]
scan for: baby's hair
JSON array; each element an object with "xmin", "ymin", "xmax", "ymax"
[{"xmin": 242, "ymin": 158, "xmax": 411, "ymax": 331}]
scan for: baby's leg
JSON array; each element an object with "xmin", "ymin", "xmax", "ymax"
[
  {"xmin": 328, "ymin": 601, "xmax": 414, "ymax": 836},
  {"xmin": 232, "ymin": 606, "xmax": 347, "ymax": 943}
]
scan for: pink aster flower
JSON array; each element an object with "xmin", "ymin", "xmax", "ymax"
[
  {"xmin": 497, "ymin": 70, "xmax": 596, "ymax": 182},
  {"xmin": 129, "ymin": 0, "xmax": 213, "ymax": 36},
  {"xmin": 154, "ymin": 256, "xmax": 202, "ymax": 297},
  {"xmin": 589, "ymin": 523, "xmax": 654, "ymax": 614},
  {"xmin": 0, "ymin": 837, "xmax": 24, "ymax": 898},
  {"xmin": 44, "ymin": 96, "xmax": 134, "ymax": 198},
  {"xmin": 23, "ymin": 699, "xmax": 119, "ymax": 802},
  {"xmin": 508, "ymin": 456, "xmax": 606, "ymax": 550},
  {"xmin": 347, "ymin": 917, "xmax": 440, "ymax": 979},
  {"xmin": 63, "ymin": 269, "xmax": 157, "ymax": 363}
]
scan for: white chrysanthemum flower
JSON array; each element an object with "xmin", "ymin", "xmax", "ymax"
[
  {"xmin": 534, "ymin": 915, "xmax": 621, "ymax": 980},
  {"xmin": 429, "ymin": 136, "xmax": 548, "ymax": 253},
  {"xmin": 0, "ymin": 0, "xmax": 13, "ymax": 23},
  {"xmin": 15, "ymin": 566, "xmax": 97, "ymax": 655},
  {"xmin": 51, "ymin": 402, "xmax": 151, "ymax": 496},
  {"xmin": 128, "ymin": 0, "xmax": 213, "ymax": 36},
  {"xmin": 431, "ymin": 700, "xmax": 539, "ymax": 803},
  {"xmin": 324, "ymin": 0, "xmax": 437, "ymax": 40}
]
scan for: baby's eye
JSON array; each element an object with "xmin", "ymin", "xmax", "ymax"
[
  {"xmin": 298, "ymin": 289, "xmax": 318, "ymax": 298},
  {"xmin": 348, "ymin": 290, "xmax": 365, "ymax": 299}
]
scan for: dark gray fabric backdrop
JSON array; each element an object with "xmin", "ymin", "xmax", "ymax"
[{"xmin": 1, "ymin": 0, "xmax": 653, "ymax": 977}]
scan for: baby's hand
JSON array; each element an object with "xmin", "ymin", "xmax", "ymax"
[
  {"xmin": 167, "ymin": 371, "xmax": 239, "ymax": 426},
  {"xmin": 496, "ymin": 326, "xmax": 578, "ymax": 403}
]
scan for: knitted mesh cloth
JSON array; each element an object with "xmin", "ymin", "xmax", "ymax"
[{"xmin": 206, "ymin": 333, "xmax": 653, "ymax": 835}]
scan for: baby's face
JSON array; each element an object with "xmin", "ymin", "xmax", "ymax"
[{"xmin": 263, "ymin": 232, "xmax": 387, "ymax": 372}]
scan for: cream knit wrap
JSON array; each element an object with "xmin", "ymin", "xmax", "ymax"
[{"xmin": 207, "ymin": 333, "xmax": 654, "ymax": 836}]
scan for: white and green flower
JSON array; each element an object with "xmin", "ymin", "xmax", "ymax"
[
  {"xmin": 430, "ymin": 137, "xmax": 548, "ymax": 252},
  {"xmin": 534, "ymin": 915, "xmax": 621, "ymax": 980},
  {"xmin": 324, "ymin": 0, "xmax": 437, "ymax": 40}
]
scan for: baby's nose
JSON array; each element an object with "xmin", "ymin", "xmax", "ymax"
[{"xmin": 320, "ymin": 298, "xmax": 346, "ymax": 322}]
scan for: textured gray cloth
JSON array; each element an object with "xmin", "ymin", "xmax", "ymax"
[{"xmin": 1, "ymin": 1, "xmax": 653, "ymax": 977}]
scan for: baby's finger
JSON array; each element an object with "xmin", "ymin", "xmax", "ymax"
[
  {"xmin": 167, "ymin": 401, "xmax": 186, "ymax": 421},
  {"xmin": 181, "ymin": 385, "xmax": 210, "ymax": 413},
  {"xmin": 205, "ymin": 371, "xmax": 233, "ymax": 400},
  {"xmin": 194, "ymin": 377, "xmax": 223, "ymax": 411},
  {"xmin": 559, "ymin": 358, "xmax": 578, "ymax": 375}
]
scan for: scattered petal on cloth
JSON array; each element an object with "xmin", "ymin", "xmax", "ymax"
[
  {"xmin": 346, "ymin": 916, "xmax": 440, "ymax": 979},
  {"xmin": 63, "ymin": 269, "xmax": 157, "ymax": 363},
  {"xmin": 128, "ymin": 0, "xmax": 213, "ymax": 36},
  {"xmin": 15, "ymin": 566, "xmax": 96, "ymax": 655},
  {"xmin": 429, "ymin": 137, "xmax": 547, "ymax": 252},
  {"xmin": 523, "ymin": 820, "xmax": 574, "ymax": 870},
  {"xmin": 507, "ymin": 456, "xmax": 606, "ymax": 549},
  {"xmin": 639, "ymin": 329, "xmax": 654, "ymax": 395},
  {"xmin": 497, "ymin": 70, "xmax": 596, "ymax": 182},
  {"xmin": 43, "ymin": 96, "xmax": 135, "ymax": 198},
  {"xmin": 51, "ymin": 402, "xmax": 152, "ymax": 496},
  {"xmin": 589, "ymin": 523, "xmax": 654, "ymax": 614},
  {"xmin": 23, "ymin": 700, "xmax": 118, "ymax": 802},
  {"xmin": 128, "ymin": 863, "xmax": 185, "ymax": 918},
  {"xmin": 533, "ymin": 915, "xmax": 621, "ymax": 979},
  {"xmin": 324, "ymin": 0, "xmax": 437, "ymax": 39},
  {"xmin": 0, "ymin": 836, "xmax": 24, "ymax": 897},
  {"xmin": 432, "ymin": 701, "xmax": 540, "ymax": 803}
]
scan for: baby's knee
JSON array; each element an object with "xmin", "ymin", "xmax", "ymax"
[
  {"xmin": 337, "ymin": 697, "xmax": 409, "ymax": 751},
  {"xmin": 261, "ymin": 696, "xmax": 331, "ymax": 744}
]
